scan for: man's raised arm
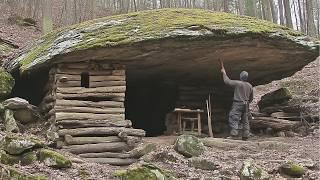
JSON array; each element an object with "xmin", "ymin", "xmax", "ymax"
[{"xmin": 219, "ymin": 60, "xmax": 236, "ymax": 87}]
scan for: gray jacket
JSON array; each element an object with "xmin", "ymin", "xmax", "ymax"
[{"xmin": 223, "ymin": 73, "xmax": 253, "ymax": 103}]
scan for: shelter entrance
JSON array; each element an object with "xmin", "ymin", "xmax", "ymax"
[{"xmin": 125, "ymin": 79, "xmax": 178, "ymax": 137}]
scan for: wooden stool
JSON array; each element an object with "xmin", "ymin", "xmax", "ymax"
[{"xmin": 174, "ymin": 108, "xmax": 203, "ymax": 136}]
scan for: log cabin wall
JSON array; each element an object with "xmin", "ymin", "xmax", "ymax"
[{"xmin": 41, "ymin": 61, "xmax": 145, "ymax": 166}]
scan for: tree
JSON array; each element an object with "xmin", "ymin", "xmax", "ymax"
[
  {"xmin": 283, "ymin": 0, "xmax": 293, "ymax": 28},
  {"xmin": 262, "ymin": 0, "xmax": 272, "ymax": 21},
  {"xmin": 306, "ymin": 0, "xmax": 316, "ymax": 36},
  {"xmin": 42, "ymin": 0, "xmax": 53, "ymax": 34},
  {"xmin": 297, "ymin": 0, "xmax": 306, "ymax": 32},
  {"xmin": 239, "ymin": 0, "xmax": 245, "ymax": 15},
  {"xmin": 269, "ymin": 0, "xmax": 278, "ymax": 23},
  {"xmin": 245, "ymin": 0, "xmax": 256, "ymax": 17},
  {"xmin": 278, "ymin": 0, "xmax": 285, "ymax": 25}
]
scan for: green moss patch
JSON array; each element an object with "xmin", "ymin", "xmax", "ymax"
[
  {"xmin": 0, "ymin": 68, "xmax": 14, "ymax": 99},
  {"xmin": 0, "ymin": 163, "xmax": 46, "ymax": 180},
  {"xmin": 38, "ymin": 149, "xmax": 72, "ymax": 168},
  {"xmin": 280, "ymin": 162, "xmax": 306, "ymax": 178}
]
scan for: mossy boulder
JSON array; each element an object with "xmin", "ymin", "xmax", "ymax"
[
  {"xmin": 0, "ymin": 150, "xmax": 37, "ymax": 166},
  {"xmin": 3, "ymin": 109, "xmax": 19, "ymax": 133},
  {"xmin": 188, "ymin": 157, "xmax": 218, "ymax": 170},
  {"xmin": 240, "ymin": 159, "xmax": 269, "ymax": 180},
  {"xmin": 130, "ymin": 143, "xmax": 157, "ymax": 158},
  {"xmin": 4, "ymin": 9, "xmax": 318, "ymax": 89},
  {"xmin": 258, "ymin": 88, "xmax": 293, "ymax": 110},
  {"xmin": 279, "ymin": 162, "xmax": 306, "ymax": 178},
  {"xmin": 0, "ymin": 68, "xmax": 14, "ymax": 99},
  {"xmin": 174, "ymin": 134, "xmax": 205, "ymax": 158},
  {"xmin": 0, "ymin": 163, "xmax": 46, "ymax": 180},
  {"xmin": 113, "ymin": 164, "xmax": 176, "ymax": 180},
  {"xmin": 2, "ymin": 135, "xmax": 44, "ymax": 155},
  {"xmin": 38, "ymin": 149, "xmax": 72, "ymax": 168}
]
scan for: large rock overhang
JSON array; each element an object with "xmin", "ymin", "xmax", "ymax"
[{"xmin": 4, "ymin": 8, "xmax": 319, "ymax": 86}]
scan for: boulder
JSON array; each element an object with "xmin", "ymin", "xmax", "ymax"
[
  {"xmin": 0, "ymin": 150, "xmax": 37, "ymax": 166},
  {"xmin": 239, "ymin": 159, "xmax": 269, "ymax": 180},
  {"xmin": 2, "ymin": 135, "xmax": 44, "ymax": 155},
  {"xmin": 3, "ymin": 97, "xmax": 42, "ymax": 124},
  {"xmin": 129, "ymin": 143, "xmax": 157, "ymax": 158},
  {"xmin": 38, "ymin": 149, "xmax": 72, "ymax": 168},
  {"xmin": 174, "ymin": 134, "xmax": 205, "ymax": 158},
  {"xmin": 258, "ymin": 88, "xmax": 292, "ymax": 110},
  {"xmin": 3, "ymin": 109, "xmax": 19, "ymax": 133},
  {"xmin": 113, "ymin": 163, "xmax": 176, "ymax": 180},
  {"xmin": 0, "ymin": 163, "xmax": 46, "ymax": 180},
  {"xmin": 188, "ymin": 157, "xmax": 218, "ymax": 170},
  {"xmin": 279, "ymin": 162, "xmax": 306, "ymax": 178},
  {"xmin": 0, "ymin": 68, "xmax": 14, "ymax": 99}
]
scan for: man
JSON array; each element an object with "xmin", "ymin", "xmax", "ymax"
[{"xmin": 220, "ymin": 60, "xmax": 253, "ymax": 141}]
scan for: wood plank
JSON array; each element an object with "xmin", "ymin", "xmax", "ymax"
[
  {"xmin": 250, "ymin": 117, "xmax": 301, "ymax": 131},
  {"xmin": 55, "ymin": 112, "xmax": 125, "ymax": 121},
  {"xmin": 57, "ymin": 81, "xmax": 81, "ymax": 87},
  {"xmin": 56, "ymin": 74, "xmax": 80, "ymax": 81},
  {"xmin": 63, "ymin": 142, "xmax": 130, "ymax": 154},
  {"xmin": 58, "ymin": 127, "xmax": 146, "ymax": 137},
  {"xmin": 90, "ymin": 75, "xmax": 125, "ymax": 82},
  {"xmin": 89, "ymin": 81, "xmax": 126, "ymax": 88},
  {"xmin": 56, "ymin": 92, "xmax": 125, "ymax": 99},
  {"xmin": 55, "ymin": 100, "xmax": 124, "ymax": 108},
  {"xmin": 84, "ymin": 158, "xmax": 136, "ymax": 166},
  {"xmin": 64, "ymin": 135, "xmax": 122, "ymax": 145},
  {"xmin": 79, "ymin": 152, "xmax": 132, "ymax": 159},
  {"xmin": 55, "ymin": 106, "xmax": 124, "ymax": 114},
  {"xmin": 58, "ymin": 119, "xmax": 131, "ymax": 129},
  {"xmin": 57, "ymin": 86, "xmax": 126, "ymax": 94}
]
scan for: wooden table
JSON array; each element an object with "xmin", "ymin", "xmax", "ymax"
[{"xmin": 174, "ymin": 108, "xmax": 204, "ymax": 136}]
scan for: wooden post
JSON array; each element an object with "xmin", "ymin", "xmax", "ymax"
[
  {"xmin": 178, "ymin": 112, "xmax": 182, "ymax": 134},
  {"xmin": 206, "ymin": 101, "xmax": 213, "ymax": 137}
]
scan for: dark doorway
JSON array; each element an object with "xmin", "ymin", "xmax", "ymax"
[
  {"xmin": 81, "ymin": 72, "xmax": 89, "ymax": 88},
  {"xmin": 125, "ymin": 80, "xmax": 178, "ymax": 136}
]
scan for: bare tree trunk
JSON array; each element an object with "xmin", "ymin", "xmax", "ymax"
[
  {"xmin": 42, "ymin": 0, "xmax": 53, "ymax": 34},
  {"xmin": 306, "ymin": 0, "xmax": 317, "ymax": 36},
  {"xmin": 262, "ymin": 0, "xmax": 272, "ymax": 21},
  {"xmin": 239, "ymin": 0, "xmax": 245, "ymax": 15},
  {"xmin": 269, "ymin": 0, "xmax": 278, "ymax": 23},
  {"xmin": 278, "ymin": 0, "xmax": 285, "ymax": 25},
  {"xmin": 223, "ymin": 0, "xmax": 229, "ymax": 12},
  {"xmin": 292, "ymin": 0, "xmax": 299, "ymax": 30},
  {"xmin": 283, "ymin": 0, "xmax": 293, "ymax": 28},
  {"xmin": 297, "ymin": 0, "xmax": 306, "ymax": 32},
  {"xmin": 245, "ymin": 0, "xmax": 257, "ymax": 17}
]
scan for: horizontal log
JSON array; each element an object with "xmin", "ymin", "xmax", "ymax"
[
  {"xmin": 79, "ymin": 152, "xmax": 132, "ymax": 158},
  {"xmin": 250, "ymin": 117, "xmax": 301, "ymax": 131},
  {"xmin": 57, "ymin": 119, "xmax": 132, "ymax": 129},
  {"xmin": 57, "ymin": 80, "xmax": 81, "ymax": 87},
  {"xmin": 90, "ymin": 81, "xmax": 126, "ymax": 88},
  {"xmin": 111, "ymin": 97, "xmax": 125, "ymax": 102},
  {"xmin": 270, "ymin": 112, "xmax": 300, "ymax": 121},
  {"xmin": 56, "ymin": 112, "xmax": 125, "ymax": 121},
  {"xmin": 63, "ymin": 142, "xmax": 130, "ymax": 154},
  {"xmin": 56, "ymin": 100, "xmax": 124, "ymax": 108},
  {"xmin": 64, "ymin": 135, "xmax": 122, "ymax": 145},
  {"xmin": 57, "ymin": 86, "xmax": 126, "ymax": 94},
  {"xmin": 57, "ymin": 69, "xmax": 118, "ymax": 75},
  {"xmin": 55, "ymin": 106, "xmax": 125, "ymax": 114},
  {"xmin": 90, "ymin": 75, "xmax": 125, "ymax": 82},
  {"xmin": 58, "ymin": 127, "xmax": 146, "ymax": 137},
  {"xmin": 84, "ymin": 158, "xmax": 136, "ymax": 166},
  {"xmin": 56, "ymin": 92, "xmax": 125, "ymax": 99}
]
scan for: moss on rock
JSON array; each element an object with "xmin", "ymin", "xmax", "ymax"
[
  {"xmin": 240, "ymin": 159, "xmax": 269, "ymax": 180},
  {"xmin": 0, "ymin": 163, "xmax": 47, "ymax": 180},
  {"xmin": 0, "ymin": 151, "xmax": 37, "ymax": 166},
  {"xmin": 113, "ymin": 164, "xmax": 176, "ymax": 180},
  {"xmin": 280, "ymin": 162, "xmax": 305, "ymax": 178},
  {"xmin": 0, "ymin": 68, "xmax": 14, "ymax": 99},
  {"xmin": 174, "ymin": 134, "xmax": 205, "ymax": 158},
  {"xmin": 38, "ymin": 149, "xmax": 72, "ymax": 168},
  {"xmin": 258, "ymin": 87, "xmax": 293, "ymax": 110},
  {"xmin": 2, "ymin": 135, "xmax": 44, "ymax": 155},
  {"xmin": 5, "ymin": 9, "xmax": 318, "ymax": 74}
]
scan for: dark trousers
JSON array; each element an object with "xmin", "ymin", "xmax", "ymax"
[{"xmin": 228, "ymin": 102, "xmax": 250, "ymax": 138}]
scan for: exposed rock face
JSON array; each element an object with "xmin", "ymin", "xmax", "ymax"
[
  {"xmin": 38, "ymin": 149, "xmax": 72, "ymax": 168},
  {"xmin": 2, "ymin": 136, "xmax": 44, "ymax": 155},
  {"xmin": 258, "ymin": 88, "xmax": 293, "ymax": 110},
  {"xmin": 0, "ymin": 68, "xmax": 14, "ymax": 99},
  {"xmin": 3, "ymin": 109, "xmax": 19, "ymax": 133},
  {"xmin": 239, "ymin": 159, "xmax": 269, "ymax": 180},
  {"xmin": 280, "ymin": 162, "xmax": 306, "ymax": 178},
  {"xmin": 174, "ymin": 134, "xmax": 205, "ymax": 158},
  {"xmin": 4, "ymin": 9, "xmax": 318, "ymax": 87}
]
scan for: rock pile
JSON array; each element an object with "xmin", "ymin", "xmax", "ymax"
[{"xmin": 251, "ymin": 88, "xmax": 305, "ymax": 136}]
